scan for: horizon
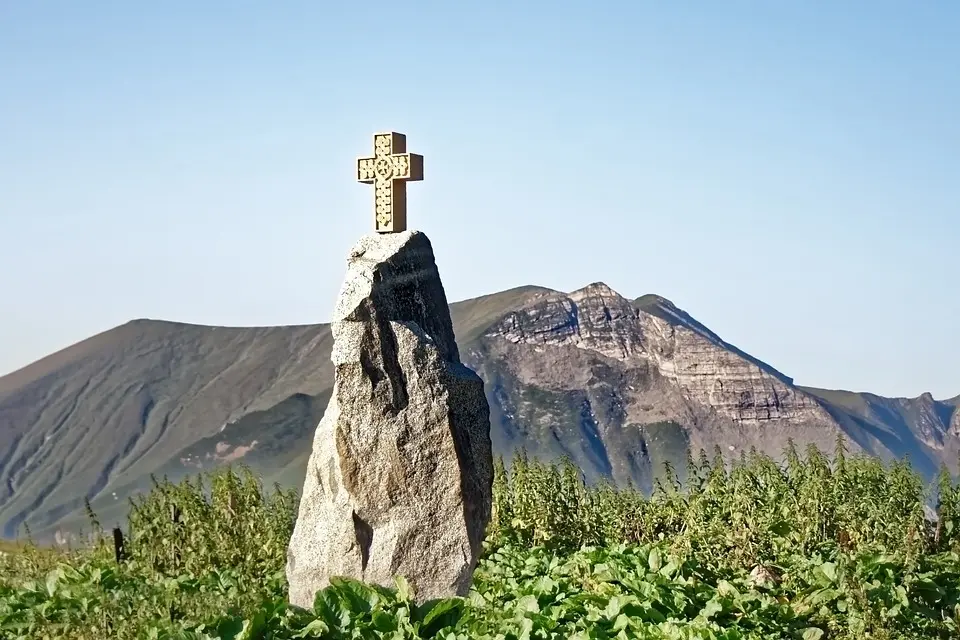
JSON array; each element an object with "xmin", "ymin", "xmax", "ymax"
[
  {"xmin": 2, "ymin": 278, "xmax": 955, "ymax": 403},
  {"xmin": 1, "ymin": 1, "xmax": 958, "ymax": 398}
]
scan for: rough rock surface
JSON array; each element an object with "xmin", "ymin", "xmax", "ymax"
[
  {"xmin": 285, "ymin": 230, "xmax": 493, "ymax": 608},
  {"xmin": 473, "ymin": 283, "xmax": 854, "ymax": 487},
  {"xmin": 952, "ymin": 400, "xmax": 960, "ymax": 437},
  {"xmin": 636, "ymin": 296, "xmax": 830, "ymax": 425},
  {"xmin": 489, "ymin": 283, "xmax": 830, "ymax": 426}
]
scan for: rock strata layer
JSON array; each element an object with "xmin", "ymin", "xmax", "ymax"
[
  {"xmin": 470, "ymin": 283, "xmax": 853, "ymax": 488},
  {"xmin": 286, "ymin": 230, "xmax": 493, "ymax": 608},
  {"xmin": 487, "ymin": 283, "xmax": 832, "ymax": 426}
]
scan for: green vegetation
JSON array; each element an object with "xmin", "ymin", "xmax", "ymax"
[
  {"xmin": 0, "ymin": 540, "xmax": 24, "ymax": 555},
  {"xmin": 2, "ymin": 439, "xmax": 960, "ymax": 639}
]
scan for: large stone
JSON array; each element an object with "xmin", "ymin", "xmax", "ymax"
[{"xmin": 286, "ymin": 230, "xmax": 493, "ymax": 608}]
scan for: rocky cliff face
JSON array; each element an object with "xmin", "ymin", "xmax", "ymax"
[
  {"xmin": 485, "ymin": 282, "xmax": 828, "ymax": 424},
  {"xmin": 470, "ymin": 282, "xmax": 955, "ymax": 487},
  {"xmin": 808, "ymin": 391, "xmax": 960, "ymax": 452},
  {"xmin": 635, "ymin": 295, "xmax": 831, "ymax": 426},
  {"xmin": 896, "ymin": 393, "xmax": 955, "ymax": 449},
  {"xmin": 492, "ymin": 283, "xmax": 645, "ymax": 360},
  {"xmin": 468, "ymin": 282, "xmax": 850, "ymax": 489},
  {"xmin": 952, "ymin": 400, "xmax": 960, "ymax": 438}
]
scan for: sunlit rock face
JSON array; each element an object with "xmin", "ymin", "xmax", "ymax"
[
  {"xmin": 286, "ymin": 231, "xmax": 493, "ymax": 607},
  {"xmin": 486, "ymin": 282, "xmax": 830, "ymax": 426}
]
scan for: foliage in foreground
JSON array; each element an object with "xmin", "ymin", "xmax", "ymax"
[
  {"xmin": 491, "ymin": 439, "xmax": 960, "ymax": 564},
  {"xmin": 1, "ymin": 439, "xmax": 960, "ymax": 639}
]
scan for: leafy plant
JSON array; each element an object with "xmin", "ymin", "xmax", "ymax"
[{"xmin": 1, "ymin": 445, "xmax": 959, "ymax": 639}]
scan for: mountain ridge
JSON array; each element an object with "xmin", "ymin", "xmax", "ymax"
[{"xmin": 1, "ymin": 282, "xmax": 957, "ymax": 541}]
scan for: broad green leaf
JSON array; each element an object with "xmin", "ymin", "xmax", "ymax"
[
  {"xmin": 700, "ymin": 598, "xmax": 723, "ymax": 620},
  {"xmin": 237, "ymin": 612, "xmax": 266, "ymax": 640},
  {"xmin": 660, "ymin": 559, "xmax": 680, "ymax": 578},
  {"xmin": 716, "ymin": 580, "xmax": 740, "ymax": 598},
  {"xmin": 293, "ymin": 619, "xmax": 330, "ymax": 638},
  {"xmin": 395, "ymin": 575, "xmax": 414, "ymax": 602},
  {"xmin": 612, "ymin": 613, "xmax": 632, "ymax": 632},
  {"xmin": 419, "ymin": 598, "xmax": 464, "ymax": 635},
  {"xmin": 604, "ymin": 596, "xmax": 622, "ymax": 619},
  {"xmin": 371, "ymin": 610, "xmax": 397, "ymax": 632},
  {"xmin": 648, "ymin": 548, "xmax": 662, "ymax": 573},
  {"xmin": 819, "ymin": 562, "xmax": 837, "ymax": 583},
  {"xmin": 44, "ymin": 569, "xmax": 59, "ymax": 598},
  {"xmin": 514, "ymin": 594, "xmax": 540, "ymax": 616}
]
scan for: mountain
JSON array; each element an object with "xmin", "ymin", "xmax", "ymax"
[{"xmin": 1, "ymin": 283, "xmax": 958, "ymax": 541}]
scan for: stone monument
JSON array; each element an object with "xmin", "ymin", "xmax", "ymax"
[{"xmin": 285, "ymin": 132, "xmax": 493, "ymax": 608}]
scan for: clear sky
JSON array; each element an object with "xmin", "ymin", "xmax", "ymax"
[{"xmin": 1, "ymin": 1, "xmax": 957, "ymax": 399}]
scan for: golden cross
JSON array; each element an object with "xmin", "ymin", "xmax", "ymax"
[{"xmin": 356, "ymin": 132, "xmax": 424, "ymax": 233}]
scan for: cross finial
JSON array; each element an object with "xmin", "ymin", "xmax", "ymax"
[{"xmin": 356, "ymin": 132, "xmax": 423, "ymax": 233}]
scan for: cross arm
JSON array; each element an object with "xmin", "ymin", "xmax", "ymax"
[
  {"xmin": 392, "ymin": 153, "xmax": 424, "ymax": 182},
  {"xmin": 357, "ymin": 156, "xmax": 378, "ymax": 184}
]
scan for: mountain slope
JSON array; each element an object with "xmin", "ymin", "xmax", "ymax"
[
  {"xmin": 465, "ymin": 283, "xmax": 953, "ymax": 487},
  {"xmin": 1, "ymin": 283, "xmax": 957, "ymax": 541},
  {"xmin": 0, "ymin": 321, "xmax": 334, "ymax": 538}
]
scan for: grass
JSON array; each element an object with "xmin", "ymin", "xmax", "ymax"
[
  {"xmin": 0, "ymin": 539, "xmax": 24, "ymax": 554},
  {"xmin": 2, "ymin": 437, "xmax": 960, "ymax": 639}
]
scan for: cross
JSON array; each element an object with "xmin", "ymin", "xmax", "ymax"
[{"xmin": 356, "ymin": 132, "xmax": 424, "ymax": 233}]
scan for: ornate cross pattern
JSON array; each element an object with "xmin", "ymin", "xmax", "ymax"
[{"xmin": 356, "ymin": 132, "xmax": 424, "ymax": 233}]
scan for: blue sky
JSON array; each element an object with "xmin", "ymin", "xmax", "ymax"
[{"xmin": 1, "ymin": 1, "xmax": 957, "ymax": 399}]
